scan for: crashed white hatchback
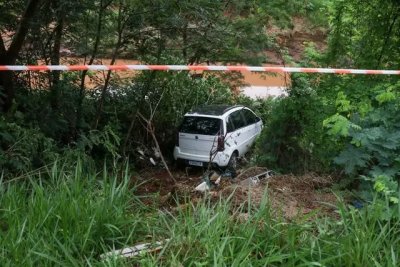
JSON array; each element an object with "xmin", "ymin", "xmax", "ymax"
[{"xmin": 173, "ymin": 105, "xmax": 263, "ymax": 168}]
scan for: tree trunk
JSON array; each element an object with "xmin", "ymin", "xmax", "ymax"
[
  {"xmin": 76, "ymin": 0, "xmax": 111, "ymax": 129},
  {"xmin": 182, "ymin": 24, "xmax": 188, "ymax": 61},
  {"xmin": 92, "ymin": 42, "xmax": 120, "ymax": 129},
  {"xmin": 93, "ymin": 1, "xmax": 124, "ymax": 129},
  {"xmin": 0, "ymin": 0, "xmax": 42, "ymax": 112},
  {"xmin": 0, "ymin": 64, "xmax": 14, "ymax": 113},
  {"xmin": 376, "ymin": 7, "xmax": 399, "ymax": 68},
  {"xmin": 122, "ymin": 111, "xmax": 138, "ymax": 157},
  {"xmin": 50, "ymin": 13, "xmax": 64, "ymax": 110}
]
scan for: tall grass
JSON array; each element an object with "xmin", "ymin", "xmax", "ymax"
[
  {"xmin": 1, "ymin": 162, "xmax": 399, "ymax": 266},
  {"xmin": 133, "ymin": 196, "xmax": 400, "ymax": 266},
  {"xmin": 0, "ymin": 162, "xmax": 145, "ymax": 266}
]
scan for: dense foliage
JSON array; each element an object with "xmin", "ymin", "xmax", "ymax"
[
  {"xmin": 0, "ymin": 0, "xmax": 330, "ymax": 176},
  {"xmin": 2, "ymin": 0, "xmax": 400, "ymax": 264},
  {"xmin": 252, "ymin": 0, "xmax": 400, "ymax": 208},
  {"xmin": 255, "ymin": 75, "xmax": 333, "ymax": 173}
]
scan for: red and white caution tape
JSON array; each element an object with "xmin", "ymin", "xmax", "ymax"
[{"xmin": 0, "ymin": 65, "xmax": 400, "ymax": 75}]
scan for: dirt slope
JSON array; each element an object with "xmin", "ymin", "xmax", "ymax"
[{"xmin": 134, "ymin": 167, "xmax": 340, "ymax": 220}]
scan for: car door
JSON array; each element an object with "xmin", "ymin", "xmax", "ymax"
[
  {"xmin": 242, "ymin": 109, "xmax": 260, "ymax": 140},
  {"xmin": 239, "ymin": 109, "xmax": 257, "ymax": 153},
  {"xmin": 225, "ymin": 110, "xmax": 248, "ymax": 156}
]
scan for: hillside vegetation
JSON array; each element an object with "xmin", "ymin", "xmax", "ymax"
[{"xmin": 1, "ymin": 0, "xmax": 400, "ymax": 265}]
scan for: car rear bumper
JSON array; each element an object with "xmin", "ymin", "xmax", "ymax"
[{"xmin": 173, "ymin": 146, "xmax": 231, "ymax": 167}]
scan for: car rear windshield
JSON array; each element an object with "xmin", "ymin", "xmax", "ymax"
[{"xmin": 180, "ymin": 116, "xmax": 222, "ymax": 135}]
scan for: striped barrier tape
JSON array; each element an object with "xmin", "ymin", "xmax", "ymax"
[{"xmin": 0, "ymin": 65, "xmax": 400, "ymax": 75}]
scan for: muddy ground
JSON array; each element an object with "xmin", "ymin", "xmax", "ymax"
[{"xmin": 132, "ymin": 167, "xmax": 342, "ymax": 220}]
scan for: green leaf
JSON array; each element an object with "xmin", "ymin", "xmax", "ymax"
[
  {"xmin": 336, "ymin": 92, "xmax": 351, "ymax": 112},
  {"xmin": 334, "ymin": 145, "xmax": 371, "ymax": 174},
  {"xmin": 323, "ymin": 113, "xmax": 354, "ymax": 137},
  {"xmin": 375, "ymin": 90, "xmax": 396, "ymax": 104},
  {"xmin": 389, "ymin": 197, "xmax": 399, "ymax": 204}
]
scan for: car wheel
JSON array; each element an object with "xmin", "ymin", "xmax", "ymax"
[{"xmin": 228, "ymin": 152, "xmax": 238, "ymax": 171}]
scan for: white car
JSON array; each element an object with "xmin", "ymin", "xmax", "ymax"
[{"xmin": 173, "ymin": 105, "xmax": 263, "ymax": 169}]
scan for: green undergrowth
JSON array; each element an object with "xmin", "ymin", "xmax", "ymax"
[
  {"xmin": 136, "ymin": 196, "xmax": 400, "ymax": 266},
  {"xmin": 1, "ymin": 163, "xmax": 399, "ymax": 266},
  {"xmin": 0, "ymin": 162, "xmax": 148, "ymax": 266}
]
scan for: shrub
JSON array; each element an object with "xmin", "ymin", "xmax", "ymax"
[
  {"xmin": 99, "ymin": 70, "xmax": 234, "ymax": 161},
  {"xmin": 0, "ymin": 116, "xmax": 58, "ymax": 177},
  {"xmin": 325, "ymin": 84, "xmax": 400, "ymax": 210},
  {"xmin": 255, "ymin": 75, "xmax": 333, "ymax": 173}
]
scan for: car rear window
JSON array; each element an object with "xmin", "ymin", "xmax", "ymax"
[{"xmin": 180, "ymin": 116, "xmax": 222, "ymax": 135}]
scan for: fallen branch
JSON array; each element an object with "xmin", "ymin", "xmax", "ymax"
[{"xmin": 138, "ymin": 112, "xmax": 176, "ymax": 182}]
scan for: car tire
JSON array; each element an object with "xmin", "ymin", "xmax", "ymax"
[
  {"xmin": 228, "ymin": 152, "xmax": 238, "ymax": 169},
  {"xmin": 226, "ymin": 152, "xmax": 238, "ymax": 177}
]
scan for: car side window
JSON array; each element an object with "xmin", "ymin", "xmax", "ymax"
[
  {"xmin": 229, "ymin": 110, "xmax": 246, "ymax": 131},
  {"xmin": 226, "ymin": 116, "xmax": 235, "ymax": 133},
  {"xmin": 243, "ymin": 109, "xmax": 259, "ymax": 125}
]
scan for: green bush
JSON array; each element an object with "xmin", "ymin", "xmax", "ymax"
[
  {"xmin": 14, "ymin": 82, "xmax": 86, "ymax": 144},
  {"xmin": 10, "ymin": 68, "xmax": 234, "ymax": 168},
  {"xmin": 255, "ymin": 75, "xmax": 334, "ymax": 173},
  {"xmin": 98, "ymin": 70, "xmax": 233, "ymax": 160},
  {"xmin": 0, "ymin": 117, "xmax": 58, "ymax": 177},
  {"xmin": 325, "ymin": 83, "xmax": 400, "ymax": 210}
]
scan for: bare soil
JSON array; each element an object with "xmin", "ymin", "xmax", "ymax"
[{"xmin": 133, "ymin": 167, "xmax": 341, "ymax": 220}]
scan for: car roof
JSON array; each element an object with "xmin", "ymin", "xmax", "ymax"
[{"xmin": 187, "ymin": 105, "xmax": 244, "ymax": 116}]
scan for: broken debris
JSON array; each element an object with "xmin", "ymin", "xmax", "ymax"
[
  {"xmin": 100, "ymin": 239, "xmax": 170, "ymax": 259},
  {"xmin": 195, "ymin": 181, "xmax": 210, "ymax": 192},
  {"xmin": 194, "ymin": 171, "xmax": 222, "ymax": 192},
  {"xmin": 195, "ymin": 168, "xmax": 275, "ymax": 191},
  {"xmin": 240, "ymin": 170, "xmax": 275, "ymax": 187}
]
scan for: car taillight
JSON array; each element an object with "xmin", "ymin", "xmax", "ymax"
[
  {"xmin": 175, "ymin": 132, "xmax": 179, "ymax": 147},
  {"xmin": 217, "ymin": 135, "xmax": 225, "ymax": 151}
]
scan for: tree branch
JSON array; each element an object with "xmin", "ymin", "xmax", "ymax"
[
  {"xmin": 0, "ymin": 36, "xmax": 6, "ymax": 55},
  {"xmin": 77, "ymin": 0, "xmax": 108, "ymax": 129},
  {"xmin": 93, "ymin": 0, "xmax": 124, "ymax": 129},
  {"xmin": 138, "ymin": 112, "xmax": 176, "ymax": 182},
  {"xmin": 376, "ymin": 7, "xmax": 399, "ymax": 68},
  {"xmin": 7, "ymin": 0, "xmax": 42, "ymax": 61}
]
